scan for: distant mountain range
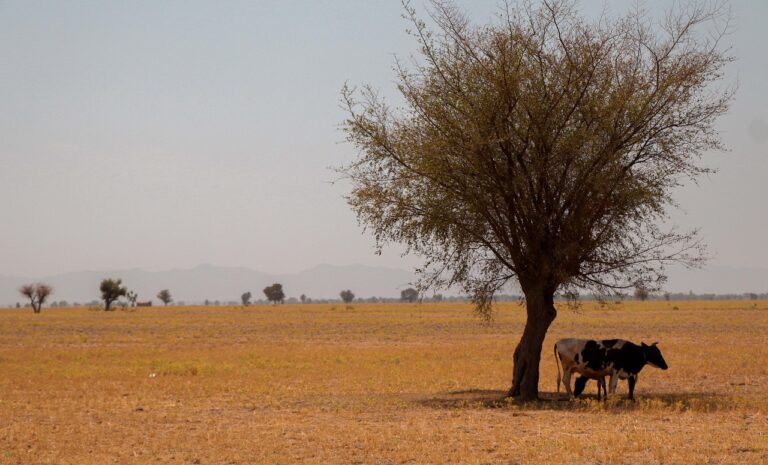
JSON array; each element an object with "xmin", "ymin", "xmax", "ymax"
[{"xmin": 1, "ymin": 263, "xmax": 766, "ymax": 305}]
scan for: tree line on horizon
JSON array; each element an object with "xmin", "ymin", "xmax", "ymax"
[
  {"xmin": 11, "ymin": 277, "xmax": 768, "ymax": 314},
  {"xmin": 11, "ymin": 278, "xmax": 437, "ymax": 312}
]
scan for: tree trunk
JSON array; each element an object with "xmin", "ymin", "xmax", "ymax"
[{"xmin": 508, "ymin": 286, "xmax": 557, "ymax": 401}]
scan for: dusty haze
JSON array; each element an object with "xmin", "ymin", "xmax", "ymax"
[{"xmin": 0, "ymin": 1, "xmax": 766, "ymax": 285}]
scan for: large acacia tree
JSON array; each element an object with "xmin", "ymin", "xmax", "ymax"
[{"xmin": 341, "ymin": 0, "xmax": 733, "ymax": 400}]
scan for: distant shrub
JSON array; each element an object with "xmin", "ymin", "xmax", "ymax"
[
  {"xmin": 400, "ymin": 288, "xmax": 419, "ymax": 303},
  {"xmin": 340, "ymin": 290, "xmax": 355, "ymax": 304},
  {"xmin": 100, "ymin": 278, "xmax": 127, "ymax": 311},
  {"xmin": 263, "ymin": 284, "xmax": 285, "ymax": 304},
  {"xmin": 19, "ymin": 283, "xmax": 53, "ymax": 314},
  {"xmin": 157, "ymin": 289, "xmax": 173, "ymax": 306}
]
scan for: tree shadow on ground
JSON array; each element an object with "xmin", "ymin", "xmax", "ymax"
[{"xmin": 415, "ymin": 389, "xmax": 733, "ymax": 413}]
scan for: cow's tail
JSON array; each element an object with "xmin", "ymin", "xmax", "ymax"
[{"xmin": 554, "ymin": 343, "xmax": 562, "ymax": 394}]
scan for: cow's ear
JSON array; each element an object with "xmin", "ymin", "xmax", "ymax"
[
  {"xmin": 641, "ymin": 342, "xmax": 648, "ymax": 348},
  {"xmin": 652, "ymin": 341, "xmax": 659, "ymax": 346}
]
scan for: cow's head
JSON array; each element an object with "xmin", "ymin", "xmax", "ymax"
[
  {"xmin": 573, "ymin": 376, "xmax": 589, "ymax": 397},
  {"xmin": 642, "ymin": 342, "xmax": 668, "ymax": 370}
]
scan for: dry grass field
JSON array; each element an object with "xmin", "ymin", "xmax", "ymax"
[{"xmin": 1, "ymin": 301, "xmax": 767, "ymax": 464}]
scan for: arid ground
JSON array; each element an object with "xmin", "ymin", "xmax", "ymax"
[{"xmin": 1, "ymin": 301, "xmax": 766, "ymax": 464}]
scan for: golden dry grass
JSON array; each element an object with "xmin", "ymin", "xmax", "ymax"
[{"xmin": 1, "ymin": 301, "xmax": 767, "ymax": 464}]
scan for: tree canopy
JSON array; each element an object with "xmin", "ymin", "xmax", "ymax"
[
  {"xmin": 400, "ymin": 288, "xmax": 420, "ymax": 303},
  {"xmin": 19, "ymin": 283, "xmax": 53, "ymax": 314},
  {"xmin": 100, "ymin": 279, "xmax": 127, "ymax": 311},
  {"xmin": 340, "ymin": 289, "xmax": 355, "ymax": 303},
  {"xmin": 341, "ymin": 0, "xmax": 733, "ymax": 400},
  {"xmin": 157, "ymin": 289, "xmax": 173, "ymax": 306},
  {"xmin": 263, "ymin": 283, "xmax": 285, "ymax": 304}
]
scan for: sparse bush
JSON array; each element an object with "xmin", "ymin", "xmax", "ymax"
[
  {"xmin": 19, "ymin": 283, "xmax": 53, "ymax": 314},
  {"xmin": 634, "ymin": 286, "xmax": 650, "ymax": 301},
  {"xmin": 400, "ymin": 288, "xmax": 419, "ymax": 303},
  {"xmin": 100, "ymin": 279, "xmax": 127, "ymax": 311},
  {"xmin": 263, "ymin": 283, "xmax": 285, "ymax": 304},
  {"xmin": 241, "ymin": 292, "xmax": 252, "ymax": 306},
  {"xmin": 340, "ymin": 290, "xmax": 355, "ymax": 304},
  {"xmin": 157, "ymin": 289, "xmax": 173, "ymax": 306}
]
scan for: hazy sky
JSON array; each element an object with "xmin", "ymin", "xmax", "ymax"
[{"xmin": 0, "ymin": 0, "xmax": 766, "ymax": 278}]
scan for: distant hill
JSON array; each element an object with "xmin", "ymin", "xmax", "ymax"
[
  {"xmin": 0, "ymin": 264, "xmax": 416, "ymax": 305},
  {"xmin": 2, "ymin": 263, "xmax": 766, "ymax": 306}
]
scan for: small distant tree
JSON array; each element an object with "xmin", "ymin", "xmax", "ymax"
[
  {"xmin": 100, "ymin": 278, "xmax": 127, "ymax": 311},
  {"xmin": 15, "ymin": 302, "xmax": 20, "ymax": 309},
  {"xmin": 157, "ymin": 289, "xmax": 173, "ymax": 306},
  {"xmin": 400, "ymin": 288, "xmax": 419, "ymax": 303},
  {"xmin": 263, "ymin": 283, "xmax": 285, "ymax": 304},
  {"xmin": 433, "ymin": 294, "xmax": 444, "ymax": 302},
  {"xmin": 340, "ymin": 289, "xmax": 355, "ymax": 303},
  {"xmin": 300, "ymin": 294, "xmax": 307, "ymax": 303},
  {"xmin": 126, "ymin": 291, "xmax": 138, "ymax": 307},
  {"xmin": 241, "ymin": 291, "xmax": 252, "ymax": 306},
  {"xmin": 748, "ymin": 293, "xmax": 758, "ymax": 300},
  {"xmin": 19, "ymin": 283, "xmax": 53, "ymax": 314},
  {"xmin": 664, "ymin": 292, "xmax": 671, "ymax": 301},
  {"xmin": 634, "ymin": 285, "xmax": 650, "ymax": 301}
]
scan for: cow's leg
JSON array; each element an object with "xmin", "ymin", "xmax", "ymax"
[
  {"xmin": 594, "ymin": 377, "xmax": 600, "ymax": 401},
  {"xmin": 563, "ymin": 368, "xmax": 574, "ymax": 399},
  {"xmin": 609, "ymin": 373, "xmax": 619, "ymax": 396},
  {"xmin": 628, "ymin": 375, "xmax": 637, "ymax": 401}
]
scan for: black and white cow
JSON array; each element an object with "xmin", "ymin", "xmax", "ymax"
[{"xmin": 554, "ymin": 338, "xmax": 668, "ymax": 400}]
